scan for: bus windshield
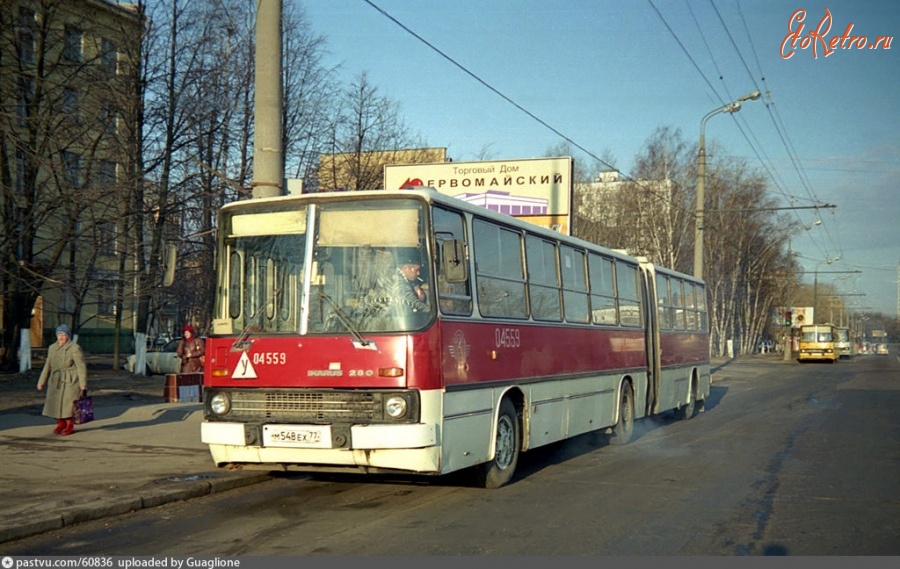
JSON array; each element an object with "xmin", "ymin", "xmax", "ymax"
[
  {"xmin": 218, "ymin": 197, "xmax": 433, "ymax": 336},
  {"xmin": 801, "ymin": 328, "xmax": 834, "ymax": 343}
]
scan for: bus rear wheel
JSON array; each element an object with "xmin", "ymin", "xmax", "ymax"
[
  {"xmin": 609, "ymin": 383, "xmax": 634, "ymax": 446},
  {"xmin": 474, "ymin": 398, "xmax": 520, "ymax": 489},
  {"xmin": 675, "ymin": 377, "xmax": 697, "ymax": 421}
]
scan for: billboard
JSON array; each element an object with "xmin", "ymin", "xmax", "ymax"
[
  {"xmin": 384, "ymin": 157, "xmax": 574, "ymax": 235},
  {"xmin": 775, "ymin": 306, "xmax": 814, "ymax": 328},
  {"xmin": 792, "ymin": 306, "xmax": 813, "ymax": 327}
]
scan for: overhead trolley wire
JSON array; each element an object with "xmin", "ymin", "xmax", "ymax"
[
  {"xmin": 660, "ymin": 0, "xmax": 837, "ymax": 262},
  {"xmin": 364, "ymin": 0, "xmax": 837, "ymax": 254},
  {"xmin": 363, "ymin": 0, "xmax": 692, "ymax": 218},
  {"xmin": 731, "ymin": 1, "xmax": 843, "ymax": 261},
  {"xmin": 682, "ymin": 1, "xmax": 797, "ymax": 211}
]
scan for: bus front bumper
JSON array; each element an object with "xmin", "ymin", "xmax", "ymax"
[
  {"xmin": 201, "ymin": 420, "xmax": 436, "ymax": 449},
  {"xmin": 798, "ymin": 350, "xmax": 835, "ymax": 360},
  {"xmin": 200, "ymin": 421, "xmax": 440, "ymax": 473}
]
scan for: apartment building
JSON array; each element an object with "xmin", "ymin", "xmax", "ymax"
[{"xmin": 1, "ymin": 0, "xmax": 144, "ymax": 354}]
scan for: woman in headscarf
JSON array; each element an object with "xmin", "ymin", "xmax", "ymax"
[
  {"xmin": 36, "ymin": 324, "xmax": 88, "ymax": 436},
  {"xmin": 176, "ymin": 325, "xmax": 205, "ymax": 373}
]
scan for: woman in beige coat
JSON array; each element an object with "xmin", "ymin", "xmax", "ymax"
[{"xmin": 37, "ymin": 324, "xmax": 88, "ymax": 436}]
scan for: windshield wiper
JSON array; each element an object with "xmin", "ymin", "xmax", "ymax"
[
  {"xmin": 319, "ymin": 293, "xmax": 372, "ymax": 347},
  {"xmin": 231, "ymin": 305, "xmax": 266, "ymax": 351}
]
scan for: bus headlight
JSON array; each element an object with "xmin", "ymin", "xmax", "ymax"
[
  {"xmin": 385, "ymin": 395, "xmax": 408, "ymax": 419},
  {"xmin": 209, "ymin": 392, "xmax": 231, "ymax": 416}
]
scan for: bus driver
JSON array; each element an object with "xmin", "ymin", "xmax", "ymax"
[
  {"xmin": 386, "ymin": 250, "xmax": 431, "ymax": 316},
  {"xmin": 360, "ymin": 248, "xmax": 431, "ymax": 328}
]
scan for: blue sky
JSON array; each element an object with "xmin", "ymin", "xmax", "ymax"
[{"xmin": 300, "ymin": 0, "xmax": 899, "ymax": 319}]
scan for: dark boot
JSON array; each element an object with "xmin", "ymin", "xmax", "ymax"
[
  {"xmin": 60, "ymin": 419, "xmax": 75, "ymax": 436},
  {"xmin": 53, "ymin": 419, "xmax": 66, "ymax": 435}
]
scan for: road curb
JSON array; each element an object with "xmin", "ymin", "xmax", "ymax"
[
  {"xmin": 62, "ymin": 496, "xmax": 143, "ymax": 526},
  {"xmin": 0, "ymin": 515, "xmax": 63, "ymax": 545},
  {"xmin": 0, "ymin": 472, "xmax": 274, "ymax": 545}
]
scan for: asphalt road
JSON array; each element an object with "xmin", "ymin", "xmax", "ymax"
[{"xmin": 4, "ymin": 353, "xmax": 899, "ymax": 556}]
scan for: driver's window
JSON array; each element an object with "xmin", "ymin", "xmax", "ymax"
[{"xmin": 433, "ymin": 206, "xmax": 471, "ymax": 315}]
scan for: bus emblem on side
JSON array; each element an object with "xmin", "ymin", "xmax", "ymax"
[
  {"xmin": 233, "ymin": 351, "xmax": 258, "ymax": 379},
  {"xmin": 448, "ymin": 330, "xmax": 471, "ymax": 377}
]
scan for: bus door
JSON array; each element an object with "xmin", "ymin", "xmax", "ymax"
[{"xmin": 638, "ymin": 262, "xmax": 661, "ymax": 414}]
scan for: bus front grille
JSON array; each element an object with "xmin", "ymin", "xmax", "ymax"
[{"xmin": 226, "ymin": 390, "xmax": 382, "ymax": 422}]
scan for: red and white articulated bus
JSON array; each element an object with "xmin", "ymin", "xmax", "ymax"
[{"xmin": 200, "ymin": 188, "xmax": 710, "ymax": 488}]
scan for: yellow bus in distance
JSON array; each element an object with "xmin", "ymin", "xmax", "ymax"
[{"xmin": 798, "ymin": 324, "xmax": 837, "ymax": 363}]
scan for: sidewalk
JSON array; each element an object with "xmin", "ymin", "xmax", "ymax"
[{"xmin": 0, "ymin": 358, "xmax": 273, "ymax": 544}]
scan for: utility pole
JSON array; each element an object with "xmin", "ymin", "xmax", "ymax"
[
  {"xmin": 253, "ymin": 0, "xmax": 283, "ymax": 199},
  {"xmin": 784, "ymin": 237, "xmax": 793, "ymax": 361}
]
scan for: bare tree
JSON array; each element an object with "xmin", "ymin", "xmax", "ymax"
[
  {"xmin": 624, "ymin": 126, "xmax": 694, "ymax": 270},
  {"xmin": 128, "ymin": 0, "xmax": 340, "ymax": 363},
  {"xmin": 570, "ymin": 124, "xmax": 794, "ymax": 356},
  {"xmin": 320, "ymin": 71, "xmax": 426, "ymax": 191},
  {"xmin": 178, "ymin": 0, "xmax": 256, "ymax": 330},
  {"xmin": 575, "ymin": 127, "xmax": 692, "ymax": 270},
  {"xmin": 282, "ymin": 1, "xmax": 338, "ymax": 191},
  {"xmin": 703, "ymin": 154, "xmax": 787, "ymax": 355},
  {"xmin": 127, "ymin": 0, "xmax": 206, "ymax": 374}
]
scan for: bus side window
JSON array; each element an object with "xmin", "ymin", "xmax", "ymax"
[
  {"xmin": 473, "ymin": 219, "xmax": 526, "ymax": 319},
  {"xmin": 617, "ymin": 261, "xmax": 642, "ymax": 327},
  {"xmin": 673, "ymin": 278, "xmax": 687, "ymax": 330},
  {"xmin": 588, "ymin": 254, "xmax": 617, "ymax": 325},
  {"xmin": 560, "ymin": 246, "xmax": 589, "ymax": 324},
  {"xmin": 656, "ymin": 273, "xmax": 672, "ymax": 330},
  {"xmin": 525, "ymin": 234, "xmax": 561, "ymax": 322},
  {"xmin": 696, "ymin": 282, "xmax": 708, "ymax": 331},
  {"xmin": 684, "ymin": 282, "xmax": 698, "ymax": 330},
  {"xmin": 433, "ymin": 206, "xmax": 472, "ymax": 315}
]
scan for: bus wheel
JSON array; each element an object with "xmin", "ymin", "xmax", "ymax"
[
  {"xmin": 676, "ymin": 378, "xmax": 697, "ymax": 421},
  {"xmin": 609, "ymin": 383, "xmax": 634, "ymax": 446},
  {"xmin": 474, "ymin": 398, "xmax": 520, "ymax": 489}
]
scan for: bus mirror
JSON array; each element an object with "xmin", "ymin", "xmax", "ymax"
[
  {"xmin": 162, "ymin": 243, "xmax": 177, "ymax": 287},
  {"xmin": 442, "ymin": 240, "xmax": 467, "ymax": 283}
]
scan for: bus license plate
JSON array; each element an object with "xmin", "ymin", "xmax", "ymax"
[{"xmin": 263, "ymin": 424, "xmax": 332, "ymax": 448}]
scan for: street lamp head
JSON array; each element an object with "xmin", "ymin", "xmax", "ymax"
[{"xmin": 739, "ymin": 90, "xmax": 761, "ymax": 102}]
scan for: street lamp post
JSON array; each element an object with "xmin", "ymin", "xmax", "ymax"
[
  {"xmin": 694, "ymin": 91, "xmax": 761, "ymax": 279},
  {"xmin": 783, "ymin": 220, "xmax": 821, "ymax": 361}
]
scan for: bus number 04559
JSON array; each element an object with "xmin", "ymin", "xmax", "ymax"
[
  {"xmin": 253, "ymin": 352, "xmax": 287, "ymax": 365},
  {"xmin": 495, "ymin": 327, "xmax": 520, "ymax": 349}
]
